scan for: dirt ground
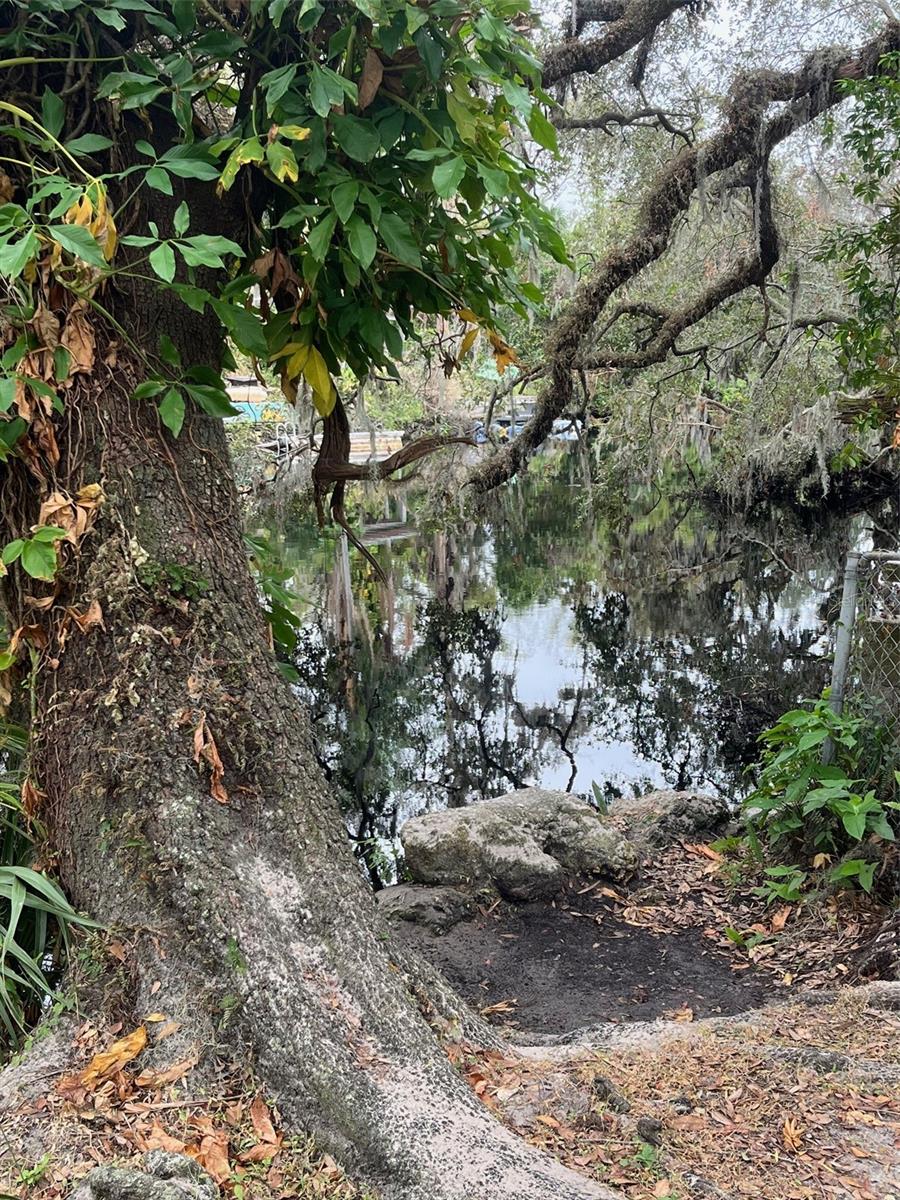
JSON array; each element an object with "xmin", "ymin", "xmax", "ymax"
[
  {"xmin": 393, "ymin": 841, "xmax": 886, "ymax": 1034},
  {"xmin": 394, "ymin": 889, "xmax": 773, "ymax": 1030}
]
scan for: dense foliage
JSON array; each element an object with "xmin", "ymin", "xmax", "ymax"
[
  {"xmin": 742, "ymin": 697, "xmax": 900, "ymax": 898},
  {"xmin": 0, "ymin": 0, "xmax": 563, "ymax": 531}
]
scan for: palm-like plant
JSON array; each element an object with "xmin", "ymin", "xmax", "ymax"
[{"xmin": 0, "ymin": 722, "xmax": 97, "ymax": 1046}]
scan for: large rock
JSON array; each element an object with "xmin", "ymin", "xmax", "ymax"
[
  {"xmin": 609, "ymin": 789, "xmax": 730, "ymax": 852},
  {"xmin": 376, "ymin": 883, "xmax": 476, "ymax": 933},
  {"xmin": 401, "ymin": 788, "xmax": 636, "ymax": 901}
]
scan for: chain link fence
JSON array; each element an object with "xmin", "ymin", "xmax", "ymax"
[{"xmin": 830, "ymin": 550, "xmax": 900, "ymax": 735}]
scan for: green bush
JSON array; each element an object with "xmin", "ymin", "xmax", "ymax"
[
  {"xmin": 742, "ymin": 695, "xmax": 899, "ymax": 896},
  {"xmin": 1, "ymin": 722, "xmax": 97, "ymax": 1046}
]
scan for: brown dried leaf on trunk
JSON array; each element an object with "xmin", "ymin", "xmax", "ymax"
[
  {"xmin": 21, "ymin": 777, "xmax": 44, "ymax": 819},
  {"xmin": 60, "ymin": 301, "xmax": 96, "ymax": 378},
  {"xmin": 358, "ymin": 49, "xmax": 384, "ymax": 109},
  {"xmin": 192, "ymin": 714, "xmax": 229, "ymax": 804},
  {"xmin": 68, "ymin": 600, "xmax": 105, "ymax": 633},
  {"xmin": 31, "ymin": 414, "xmax": 60, "ymax": 468},
  {"xmin": 32, "ymin": 302, "xmax": 61, "ymax": 350}
]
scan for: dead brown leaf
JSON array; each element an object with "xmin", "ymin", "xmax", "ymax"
[
  {"xmin": 78, "ymin": 1025, "xmax": 148, "ymax": 1089},
  {"xmin": 357, "ymin": 49, "xmax": 384, "ymax": 109},
  {"xmin": 134, "ymin": 1056, "xmax": 196, "ymax": 1089},
  {"xmin": 143, "ymin": 1123, "xmax": 187, "ymax": 1153},
  {"xmin": 192, "ymin": 714, "xmax": 229, "ymax": 804},
  {"xmin": 250, "ymin": 1096, "xmax": 278, "ymax": 1144},
  {"xmin": 782, "ymin": 1115, "xmax": 805, "ymax": 1152},
  {"xmin": 193, "ymin": 1130, "xmax": 231, "ymax": 1183}
]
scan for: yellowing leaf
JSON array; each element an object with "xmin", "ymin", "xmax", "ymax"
[
  {"xmin": 219, "ymin": 138, "xmax": 264, "ymax": 192},
  {"xmin": 286, "ymin": 345, "xmax": 311, "ymax": 379},
  {"xmin": 301, "ymin": 346, "xmax": 336, "ymax": 417},
  {"xmin": 457, "ymin": 307, "xmax": 480, "ymax": 323},
  {"xmin": 277, "ymin": 125, "xmax": 311, "ymax": 141},
  {"xmin": 487, "ymin": 330, "xmax": 519, "ymax": 374},
  {"xmin": 458, "ymin": 327, "xmax": 479, "ymax": 361},
  {"xmin": 79, "ymin": 1025, "xmax": 147, "ymax": 1088},
  {"xmin": 266, "ymin": 142, "xmax": 299, "ymax": 183}
]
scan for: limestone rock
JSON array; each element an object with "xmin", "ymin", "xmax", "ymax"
[
  {"xmin": 376, "ymin": 883, "xmax": 476, "ymax": 933},
  {"xmin": 401, "ymin": 788, "xmax": 636, "ymax": 901},
  {"xmin": 69, "ymin": 1153, "xmax": 217, "ymax": 1200},
  {"xmin": 609, "ymin": 789, "xmax": 730, "ymax": 852}
]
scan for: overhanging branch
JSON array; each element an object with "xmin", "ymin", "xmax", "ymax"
[{"xmin": 470, "ymin": 22, "xmax": 900, "ymax": 494}]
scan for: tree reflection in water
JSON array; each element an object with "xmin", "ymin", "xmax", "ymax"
[{"xmin": 264, "ymin": 454, "xmax": 874, "ymax": 886}]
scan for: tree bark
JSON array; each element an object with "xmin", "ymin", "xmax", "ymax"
[{"xmin": 2, "ymin": 276, "xmax": 613, "ymax": 1200}]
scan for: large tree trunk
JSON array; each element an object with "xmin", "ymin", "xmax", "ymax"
[{"xmin": 2, "ymin": 276, "xmax": 612, "ymax": 1200}]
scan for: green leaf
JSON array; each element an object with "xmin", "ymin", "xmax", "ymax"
[
  {"xmin": 1, "ymin": 540, "xmax": 23, "ymax": 565},
  {"xmin": 40, "ymin": 89, "xmax": 64, "ymax": 139},
  {"xmin": 310, "ymin": 63, "xmax": 335, "ymax": 118},
  {"xmin": 173, "ymin": 201, "xmax": 190, "ymax": 236},
  {"xmin": 476, "ymin": 161, "xmax": 508, "ymax": 199},
  {"xmin": 67, "ymin": 133, "xmax": 114, "ymax": 155},
  {"xmin": 528, "ymin": 105, "xmax": 558, "ymax": 152},
  {"xmin": 29, "ymin": 525, "xmax": 67, "ymax": 544},
  {"xmin": 378, "ymin": 211, "xmax": 421, "ymax": 267},
  {"xmin": 332, "ymin": 115, "xmax": 381, "ymax": 163},
  {"xmin": 331, "ymin": 180, "xmax": 359, "ymax": 223},
  {"xmin": 432, "ymin": 156, "xmax": 466, "ymax": 198},
  {"xmin": 149, "ymin": 242, "xmax": 177, "ymax": 283},
  {"xmin": 162, "ymin": 158, "xmax": 220, "ymax": 181},
  {"xmin": 0, "ymin": 232, "xmax": 38, "ymax": 279},
  {"xmin": 53, "ymin": 346, "xmax": 71, "ymax": 382},
  {"xmin": 0, "ymin": 378, "xmax": 16, "ymax": 412},
  {"xmin": 261, "ymin": 64, "xmax": 297, "ymax": 115},
  {"xmin": 132, "ymin": 380, "xmax": 166, "ymax": 400},
  {"xmin": 20, "ymin": 539, "xmax": 57, "ymax": 581},
  {"xmin": 46, "ymin": 225, "xmax": 106, "ymax": 267},
  {"xmin": 841, "ymin": 811, "xmax": 867, "ymax": 842},
  {"xmin": 346, "ymin": 215, "xmax": 377, "ymax": 268},
  {"xmin": 145, "ymin": 165, "xmax": 174, "ymax": 195},
  {"xmin": 413, "ymin": 27, "xmax": 444, "ymax": 81},
  {"xmin": 184, "ymin": 383, "xmax": 239, "ymax": 419},
  {"xmin": 159, "ymin": 388, "xmax": 185, "ymax": 436},
  {"xmin": 307, "ymin": 212, "xmax": 338, "ymax": 261},
  {"xmin": 211, "ymin": 300, "xmax": 267, "ymax": 358}
]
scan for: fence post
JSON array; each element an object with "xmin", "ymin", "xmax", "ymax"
[{"xmin": 822, "ymin": 551, "xmax": 861, "ymax": 765}]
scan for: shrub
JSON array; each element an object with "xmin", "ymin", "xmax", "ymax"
[
  {"xmin": 1, "ymin": 722, "xmax": 97, "ymax": 1047},
  {"xmin": 742, "ymin": 695, "xmax": 898, "ymax": 895}
]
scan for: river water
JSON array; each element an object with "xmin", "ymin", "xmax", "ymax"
[{"xmin": 257, "ymin": 452, "xmax": 867, "ymax": 882}]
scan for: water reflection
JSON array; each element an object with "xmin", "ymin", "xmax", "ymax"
[{"xmin": 258, "ymin": 454, "xmax": 871, "ymax": 884}]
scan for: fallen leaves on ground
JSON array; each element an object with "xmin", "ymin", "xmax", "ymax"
[
  {"xmin": 6, "ymin": 1015, "xmax": 363, "ymax": 1200},
  {"xmin": 450, "ymin": 986, "xmax": 900, "ymax": 1200}
]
